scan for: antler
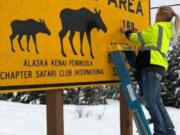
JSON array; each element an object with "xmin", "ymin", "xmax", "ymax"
[
  {"xmin": 94, "ymin": 8, "xmax": 101, "ymax": 14},
  {"xmin": 39, "ymin": 19, "xmax": 45, "ymax": 24}
]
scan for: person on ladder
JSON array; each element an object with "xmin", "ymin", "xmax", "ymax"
[{"xmin": 121, "ymin": 5, "xmax": 180, "ymax": 135}]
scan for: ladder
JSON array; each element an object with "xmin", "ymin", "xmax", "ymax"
[{"xmin": 109, "ymin": 45, "xmax": 152, "ymax": 135}]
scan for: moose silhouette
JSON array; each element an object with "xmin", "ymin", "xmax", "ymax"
[
  {"xmin": 59, "ymin": 8, "xmax": 107, "ymax": 59},
  {"xmin": 10, "ymin": 19, "xmax": 51, "ymax": 54}
]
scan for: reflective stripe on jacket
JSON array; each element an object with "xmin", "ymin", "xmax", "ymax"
[{"xmin": 129, "ymin": 22, "xmax": 172, "ymax": 71}]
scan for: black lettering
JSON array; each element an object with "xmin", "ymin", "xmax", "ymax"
[
  {"xmin": 23, "ymin": 59, "xmax": 48, "ymax": 67},
  {"xmin": 24, "ymin": 71, "xmax": 32, "ymax": 79},
  {"xmin": 51, "ymin": 60, "xmax": 67, "ymax": 66},
  {"xmin": 107, "ymin": 0, "xmax": 144, "ymax": 17},
  {"xmin": 36, "ymin": 71, "xmax": 40, "ymax": 78},
  {"xmin": 74, "ymin": 69, "xmax": 104, "ymax": 76},
  {"xmin": 122, "ymin": 19, "xmax": 135, "ymax": 31},
  {"xmin": 36, "ymin": 70, "xmax": 57, "ymax": 78},
  {"xmin": 108, "ymin": 0, "xmax": 118, "ymax": 7},
  {"xmin": 119, "ymin": 0, "xmax": 127, "ymax": 10},
  {"xmin": 59, "ymin": 70, "xmax": 72, "ymax": 77},
  {"xmin": 11, "ymin": 72, "xmax": 16, "ymax": 79},
  {"xmin": 127, "ymin": 20, "xmax": 131, "ymax": 30},
  {"xmin": 24, "ymin": 59, "xmax": 28, "ymax": 67},
  {"xmin": 69, "ymin": 60, "xmax": 93, "ymax": 66},
  {"xmin": 136, "ymin": 1, "xmax": 143, "ymax": 16},
  {"xmin": 0, "ymin": 71, "xmax": 32, "ymax": 80},
  {"xmin": 128, "ymin": 0, "xmax": 135, "ymax": 13}
]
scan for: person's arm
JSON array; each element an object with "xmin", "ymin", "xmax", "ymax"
[{"xmin": 121, "ymin": 25, "xmax": 157, "ymax": 47}]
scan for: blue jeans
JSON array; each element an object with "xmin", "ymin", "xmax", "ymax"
[{"xmin": 141, "ymin": 71, "xmax": 176, "ymax": 135}]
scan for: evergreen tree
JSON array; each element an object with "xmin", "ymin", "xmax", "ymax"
[
  {"xmin": 10, "ymin": 92, "xmax": 46, "ymax": 104},
  {"xmin": 64, "ymin": 88, "xmax": 80, "ymax": 104},
  {"xmin": 161, "ymin": 36, "xmax": 180, "ymax": 108},
  {"xmin": 0, "ymin": 84, "xmax": 120, "ymax": 105}
]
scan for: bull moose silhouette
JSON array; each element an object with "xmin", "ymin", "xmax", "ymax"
[
  {"xmin": 10, "ymin": 19, "xmax": 51, "ymax": 54},
  {"xmin": 59, "ymin": 8, "xmax": 107, "ymax": 59}
]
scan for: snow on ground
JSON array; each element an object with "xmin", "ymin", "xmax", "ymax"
[{"xmin": 0, "ymin": 100, "xmax": 179, "ymax": 135}]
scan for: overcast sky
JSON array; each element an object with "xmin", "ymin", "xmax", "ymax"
[{"xmin": 151, "ymin": 0, "xmax": 180, "ymax": 23}]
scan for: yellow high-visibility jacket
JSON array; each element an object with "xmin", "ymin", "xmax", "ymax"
[{"xmin": 127, "ymin": 22, "xmax": 172, "ymax": 75}]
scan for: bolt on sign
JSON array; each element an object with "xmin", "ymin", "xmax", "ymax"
[{"xmin": 0, "ymin": 0, "xmax": 150, "ymax": 93}]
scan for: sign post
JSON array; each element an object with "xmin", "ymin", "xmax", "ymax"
[
  {"xmin": 46, "ymin": 90, "xmax": 64, "ymax": 135},
  {"xmin": 120, "ymin": 90, "xmax": 133, "ymax": 135}
]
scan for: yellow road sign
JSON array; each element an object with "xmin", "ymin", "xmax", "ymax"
[{"xmin": 0, "ymin": 0, "xmax": 150, "ymax": 93}]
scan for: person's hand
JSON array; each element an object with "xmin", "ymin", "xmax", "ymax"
[{"xmin": 120, "ymin": 27, "xmax": 128, "ymax": 33}]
